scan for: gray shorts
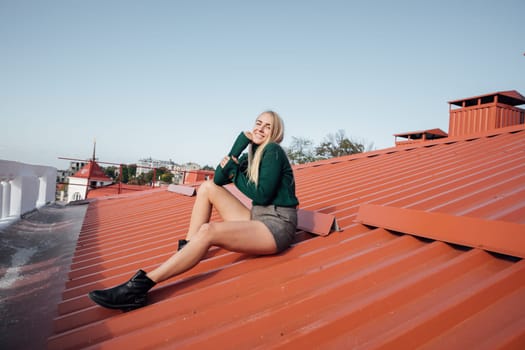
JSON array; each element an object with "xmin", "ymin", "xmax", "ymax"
[{"xmin": 251, "ymin": 205, "xmax": 298, "ymax": 253}]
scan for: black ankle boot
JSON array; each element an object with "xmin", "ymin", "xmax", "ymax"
[
  {"xmin": 178, "ymin": 239, "xmax": 188, "ymax": 251},
  {"xmin": 88, "ymin": 270, "xmax": 156, "ymax": 311}
]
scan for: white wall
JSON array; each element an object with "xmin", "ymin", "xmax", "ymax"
[
  {"xmin": 0, "ymin": 159, "xmax": 56, "ymax": 220},
  {"xmin": 67, "ymin": 177, "xmax": 88, "ymax": 203}
]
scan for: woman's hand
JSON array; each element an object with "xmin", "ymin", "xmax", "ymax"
[
  {"xmin": 244, "ymin": 131, "xmax": 253, "ymax": 141},
  {"xmin": 220, "ymin": 156, "xmax": 239, "ymax": 168},
  {"xmin": 220, "ymin": 156, "xmax": 229, "ymax": 168}
]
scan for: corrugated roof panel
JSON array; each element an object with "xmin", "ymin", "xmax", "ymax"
[
  {"xmin": 48, "ymin": 126, "xmax": 525, "ymax": 349},
  {"xmin": 295, "ymin": 130, "xmax": 525, "ymax": 222},
  {"xmin": 274, "ymin": 250, "xmax": 522, "ymax": 349},
  {"xmin": 86, "ymin": 183, "xmax": 154, "ymax": 198}
]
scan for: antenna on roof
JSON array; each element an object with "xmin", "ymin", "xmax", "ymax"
[{"xmin": 92, "ymin": 138, "xmax": 96, "ymax": 162}]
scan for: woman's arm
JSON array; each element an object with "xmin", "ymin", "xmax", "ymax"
[
  {"xmin": 232, "ymin": 143, "xmax": 283, "ymax": 205},
  {"xmin": 213, "ymin": 132, "xmax": 252, "ymax": 186},
  {"xmin": 228, "ymin": 132, "xmax": 251, "ymax": 157}
]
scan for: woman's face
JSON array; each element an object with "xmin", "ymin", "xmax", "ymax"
[{"xmin": 251, "ymin": 113, "xmax": 273, "ymax": 145}]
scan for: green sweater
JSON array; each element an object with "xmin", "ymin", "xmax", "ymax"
[{"xmin": 214, "ymin": 132, "xmax": 299, "ymax": 207}]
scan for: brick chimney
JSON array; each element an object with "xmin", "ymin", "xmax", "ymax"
[{"xmin": 448, "ymin": 90, "xmax": 525, "ymax": 137}]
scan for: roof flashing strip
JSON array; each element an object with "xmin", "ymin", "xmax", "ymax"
[
  {"xmin": 297, "ymin": 208, "xmax": 340, "ymax": 236},
  {"xmin": 168, "ymin": 184, "xmax": 196, "ymax": 196},
  {"xmin": 355, "ymin": 204, "xmax": 525, "ymax": 259}
]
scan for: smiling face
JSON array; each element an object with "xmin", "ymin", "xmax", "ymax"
[{"xmin": 251, "ymin": 112, "xmax": 273, "ymax": 145}]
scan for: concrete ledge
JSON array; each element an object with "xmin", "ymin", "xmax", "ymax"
[{"xmin": 0, "ymin": 160, "xmax": 56, "ymax": 219}]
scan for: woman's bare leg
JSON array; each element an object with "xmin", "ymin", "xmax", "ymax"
[
  {"xmin": 87, "ymin": 182, "xmax": 277, "ymax": 311},
  {"xmin": 147, "ymin": 220, "xmax": 276, "ymax": 283},
  {"xmin": 185, "ymin": 180, "xmax": 250, "ymax": 240},
  {"xmin": 148, "ymin": 180, "xmax": 274, "ymax": 283}
]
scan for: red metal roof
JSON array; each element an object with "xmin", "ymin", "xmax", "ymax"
[
  {"xmin": 71, "ymin": 161, "xmax": 112, "ymax": 182},
  {"xmin": 48, "ymin": 124, "xmax": 525, "ymax": 349},
  {"xmin": 448, "ymin": 90, "xmax": 525, "ymax": 107},
  {"xmin": 393, "ymin": 128, "xmax": 448, "ymax": 138},
  {"xmin": 393, "ymin": 128, "xmax": 448, "ymax": 146},
  {"xmin": 86, "ymin": 183, "xmax": 157, "ymax": 199}
]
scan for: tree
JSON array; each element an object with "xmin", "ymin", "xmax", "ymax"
[
  {"xmin": 285, "ymin": 129, "xmax": 372, "ymax": 164},
  {"xmin": 144, "ymin": 170, "xmax": 154, "ymax": 184},
  {"xmin": 127, "ymin": 164, "xmax": 137, "ymax": 178},
  {"xmin": 132, "ymin": 173, "xmax": 147, "ymax": 185},
  {"xmin": 121, "ymin": 166, "xmax": 129, "ymax": 183},
  {"xmin": 160, "ymin": 173, "xmax": 174, "ymax": 183},
  {"xmin": 139, "ymin": 167, "xmax": 174, "ymax": 184},
  {"xmin": 104, "ymin": 166, "xmax": 117, "ymax": 179},
  {"xmin": 118, "ymin": 164, "xmax": 137, "ymax": 184},
  {"xmin": 315, "ymin": 129, "xmax": 366, "ymax": 159},
  {"xmin": 286, "ymin": 136, "xmax": 318, "ymax": 165},
  {"xmin": 155, "ymin": 167, "xmax": 174, "ymax": 183}
]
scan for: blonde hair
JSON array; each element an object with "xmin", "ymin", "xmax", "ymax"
[{"xmin": 247, "ymin": 111, "xmax": 285, "ymax": 185}]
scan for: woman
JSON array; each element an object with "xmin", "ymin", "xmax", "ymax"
[{"xmin": 88, "ymin": 111, "xmax": 299, "ymax": 311}]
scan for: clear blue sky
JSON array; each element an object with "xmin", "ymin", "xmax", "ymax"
[{"xmin": 1, "ymin": 0, "xmax": 524, "ymax": 169}]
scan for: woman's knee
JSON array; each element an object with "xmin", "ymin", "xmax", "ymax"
[
  {"xmin": 193, "ymin": 223, "xmax": 213, "ymax": 242},
  {"xmin": 197, "ymin": 180, "xmax": 219, "ymax": 199}
]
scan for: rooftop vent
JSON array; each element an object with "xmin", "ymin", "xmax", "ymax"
[
  {"xmin": 448, "ymin": 90, "xmax": 525, "ymax": 137},
  {"xmin": 394, "ymin": 128, "xmax": 448, "ymax": 146}
]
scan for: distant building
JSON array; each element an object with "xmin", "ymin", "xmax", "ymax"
[
  {"xmin": 56, "ymin": 160, "xmax": 90, "ymax": 184},
  {"xmin": 68, "ymin": 160, "xmax": 89, "ymax": 174},
  {"xmin": 67, "ymin": 160, "xmax": 113, "ymax": 202},
  {"xmin": 180, "ymin": 162, "xmax": 201, "ymax": 171},
  {"xmin": 136, "ymin": 158, "xmax": 205, "ymax": 184},
  {"xmin": 184, "ymin": 169, "xmax": 214, "ymax": 183},
  {"xmin": 56, "ymin": 170, "xmax": 68, "ymax": 185},
  {"xmin": 136, "ymin": 158, "xmax": 178, "ymax": 176}
]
